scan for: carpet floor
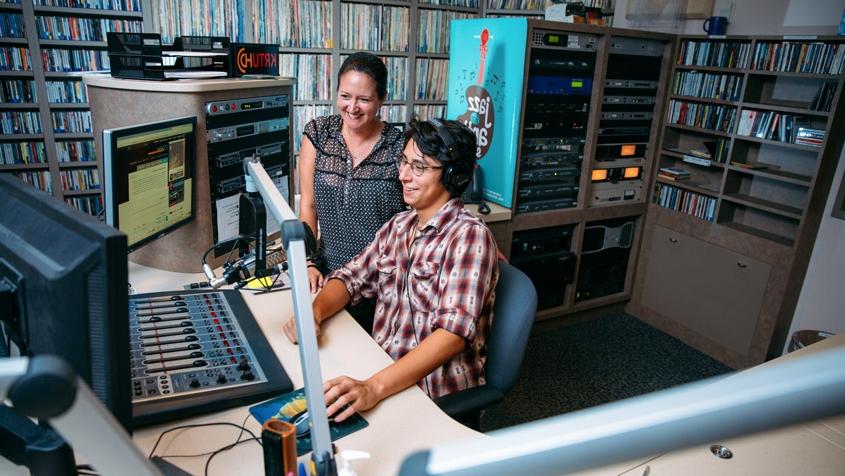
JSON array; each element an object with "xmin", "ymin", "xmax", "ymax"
[{"xmin": 480, "ymin": 313, "xmax": 732, "ymax": 432}]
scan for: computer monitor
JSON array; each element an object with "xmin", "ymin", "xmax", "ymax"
[
  {"xmin": 0, "ymin": 175, "xmax": 131, "ymax": 431},
  {"xmin": 103, "ymin": 115, "xmax": 196, "ymax": 252}
]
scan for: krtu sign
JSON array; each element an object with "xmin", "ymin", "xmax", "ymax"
[{"xmin": 230, "ymin": 43, "xmax": 279, "ymax": 77}]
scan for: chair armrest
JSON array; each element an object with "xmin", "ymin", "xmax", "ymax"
[{"xmin": 434, "ymin": 385, "xmax": 504, "ymax": 419}]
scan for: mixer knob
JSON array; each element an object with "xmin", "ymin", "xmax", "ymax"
[
  {"xmin": 189, "ymin": 378, "xmax": 200, "ymax": 388},
  {"xmin": 217, "ymin": 374, "xmax": 227, "ymax": 384},
  {"xmin": 236, "ymin": 358, "xmax": 250, "ymax": 372}
]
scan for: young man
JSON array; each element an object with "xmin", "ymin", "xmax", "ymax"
[{"xmin": 283, "ymin": 118, "xmax": 499, "ymax": 422}]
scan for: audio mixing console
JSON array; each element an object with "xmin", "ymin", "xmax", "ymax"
[{"xmin": 129, "ymin": 289, "xmax": 291, "ymax": 427}]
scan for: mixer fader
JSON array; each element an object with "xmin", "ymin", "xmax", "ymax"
[{"xmin": 129, "ymin": 289, "xmax": 292, "ymax": 427}]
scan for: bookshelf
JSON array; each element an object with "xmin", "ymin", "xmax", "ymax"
[
  {"xmin": 629, "ymin": 35, "xmax": 845, "ymax": 368},
  {"xmin": 143, "ymin": 0, "xmax": 487, "ymax": 154},
  {"xmin": 143, "ymin": 0, "xmax": 572, "ymax": 154},
  {"xmin": 0, "ymin": 0, "xmax": 142, "ymax": 216},
  {"xmin": 482, "ymin": 0, "xmax": 545, "ymax": 18}
]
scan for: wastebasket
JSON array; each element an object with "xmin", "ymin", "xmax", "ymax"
[{"xmin": 788, "ymin": 330, "xmax": 834, "ymax": 353}]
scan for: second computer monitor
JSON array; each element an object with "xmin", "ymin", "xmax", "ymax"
[{"xmin": 103, "ymin": 116, "xmax": 197, "ymax": 252}]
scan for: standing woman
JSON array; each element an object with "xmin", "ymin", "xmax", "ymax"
[{"xmin": 298, "ymin": 52, "xmax": 406, "ymax": 333}]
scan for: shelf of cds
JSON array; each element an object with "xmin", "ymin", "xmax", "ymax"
[
  {"xmin": 1, "ymin": 0, "xmax": 139, "ymax": 216},
  {"xmin": 144, "ymin": 0, "xmax": 484, "ymax": 156},
  {"xmin": 146, "ymin": 0, "xmax": 243, "ymax": 45},
  {"xmin": 653, "ymin": 36, "xmax": 845, "ymax": 247}
]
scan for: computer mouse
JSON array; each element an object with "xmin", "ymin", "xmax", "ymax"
[
  {"xmin": 292, "ymin": 409, "xmax": 310, "ymax": 437},
  {"xmin": 290, "ymin": 409, "xmax": 339, "ymax": 438}
]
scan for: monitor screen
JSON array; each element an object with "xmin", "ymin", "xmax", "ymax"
[
  {"xmin": 0, "ymin": 174, "xmax": 131, "ymax": 431},
  {"xmin": 103, "ymin": 115, "xmax": 197, "ymax": 252}
]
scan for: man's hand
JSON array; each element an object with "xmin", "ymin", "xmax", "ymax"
[
  {"xmin": 283, "ymin": 313, "xmax": 321, "ymax": 344},
  {"xmin": 323, "ymin": 376, "xmax": 383, "ymax": 423},
  {"xmin": 307, "ymin": 266, "xmax": 324, "ymax": 293}
]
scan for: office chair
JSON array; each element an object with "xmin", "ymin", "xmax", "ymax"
[{"xmin": 434, "ymin": 261, "xmax": 537, "ymax": 429}]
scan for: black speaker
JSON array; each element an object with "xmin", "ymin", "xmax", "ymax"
[
  {"xmin": 511, "ymin": 225, "xmax": 576, "ymax": 310},
  {"xmin": 575, "ymin": 217, "xmax": 636, "ymax": 303}
]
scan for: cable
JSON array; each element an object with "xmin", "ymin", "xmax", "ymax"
[
  {"xmin": 200, "ymin": 234, "xmax": 252, "ymax": 269},
  {"xmin": 203, "ymin": 435, "xmax": 261, "ymax": 476},
  {"xmin": 145, "ymin": 415, "xmax": 263, "ymax": 476},
  {"xmin": 147, "ymin": 418, "xmax": 260, "ymax": 461},
  {"xmin": 202, "ymin": 235, "xmax": 291, "ymax": 290}
]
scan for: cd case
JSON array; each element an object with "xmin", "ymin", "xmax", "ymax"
[{"xmin": 249, "ymin": 387, "xmax": 368, "ymax": 455}]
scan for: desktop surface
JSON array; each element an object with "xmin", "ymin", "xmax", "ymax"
[
  {"xmin": 4, "ymin": 261, "xmax": 841, "ymax": 475},
  {"xmin": 127, "ymin": 262, "xmax": 481, "ymax": 475},
  {"xmin": 129, "ymin": 281, "xmax": 845, "ymax": 476}
]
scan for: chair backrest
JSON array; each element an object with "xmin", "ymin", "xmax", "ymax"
[{"xmin": 485, "ymin": 261, "xmax": 537, "ymax": 394}]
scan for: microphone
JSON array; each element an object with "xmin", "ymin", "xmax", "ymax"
[
  {"xmin": 202, "ymin": 263, "xmax": 229, "ymax": 289},
  {"xmin": 203, "ymin": 250, "xmax": 287, "ymax": 289}
]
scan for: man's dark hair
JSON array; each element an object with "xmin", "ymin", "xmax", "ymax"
[
  {"xmin": 404, "ymin": 118, "xmax": 477, "ymax": 197},
  {"xmin": 337, "ymin": 52, "xmax": 388, "ymax": 100}
]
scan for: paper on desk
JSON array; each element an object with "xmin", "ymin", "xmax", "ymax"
[
  {"xmin": 244, "ymin": 272, "xmax": 290, "ymax": 291},
  {"xmin": 162, "ymin": 51, "xmax": 229, "ymax": 56},
  {"xmin": 163, "ymin": 71, "xmax": 228, "ymax": 79}
]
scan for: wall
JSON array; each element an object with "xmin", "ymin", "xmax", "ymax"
[
  {"xmin": 783, "ymin": 146, "xmax": 845, "ymax": 353},
  {"xmin": 613, "ymin": 0, "xmax": 843, "ymax": 36}
]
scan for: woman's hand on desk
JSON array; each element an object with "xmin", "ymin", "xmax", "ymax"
[
  {"xmin": 323, "ymin": 376, "xmax": 383, "ymax": 423},
  {"xmin": 284, "ymin": 279, "xmax": 352, "ymax": 344},
  {"xmin": 282, "ymin": 313, "xmax": 321, "ymax": 344},
  {"xmin": 307, "ymin": 265, "xmax": 324, "ymax": 293}
]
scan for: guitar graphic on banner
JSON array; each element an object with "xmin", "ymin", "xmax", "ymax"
[{"xmin": 457, "ymin": 28, "xmax": 494, "ymax": 160}]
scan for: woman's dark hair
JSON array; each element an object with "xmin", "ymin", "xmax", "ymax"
[
  {"xmin": 404, "ymin": 118, "xmax": 477, "ymax": 197},
  {"xmin": 338, "ymin": 52, "xmax": 388, "ymax": 100}
]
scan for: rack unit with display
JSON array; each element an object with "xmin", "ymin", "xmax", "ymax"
[
  {"xmin": 448, "ymin": 18, "xmax": 673, "ymax": 320},
  {"xmin": 0, "ymin": 0, "xmax": 143, "ymax": 216},
  {"xmin": 588, "ymin": 36, "xmax": 665, "ymax": 208},
  {"xmin": 628, "ymin": 35, "xmax": 845, "ymax": 369}
]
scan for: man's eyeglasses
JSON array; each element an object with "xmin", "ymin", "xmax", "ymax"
[{"xmin": 397, "ymin": 157, "xmax": 443, "ymax": 176}]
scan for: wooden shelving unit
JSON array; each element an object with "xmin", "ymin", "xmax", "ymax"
[
  {"xmin": 628, "ymin": 35, "xmax": 845, "ymax": 368},
  {"xmin": 0, "ymin": 0, "xmax": 143, "ymax": 216}
]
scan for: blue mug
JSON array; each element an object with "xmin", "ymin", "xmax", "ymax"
[{"xmin": 703, "ymin": 16, "xmax": 728, "ymax": 35}]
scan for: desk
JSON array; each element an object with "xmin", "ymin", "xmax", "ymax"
[
  {"xmin": 465, "ymin": 201, "xmax": 511, "ymax": 224},
  {"xmin": 3, "ymin": 261, "xmax": 841, "ymax": 475},
  {"xmin": 128, "ymin": 263, "xmax": 480, "ymax": 475},
  {"xmin": 614, "ymin": 333, "xmax": 845, "ymax": 476}
]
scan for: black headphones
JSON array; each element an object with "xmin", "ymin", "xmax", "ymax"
[{"xmin": 428, "ymin": 118, "xmax": 473, "ymax": 196}]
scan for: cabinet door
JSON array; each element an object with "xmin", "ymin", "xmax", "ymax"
[{"xmin": 641, "ymin": 226, "xmax": 771, "ymax": 356}]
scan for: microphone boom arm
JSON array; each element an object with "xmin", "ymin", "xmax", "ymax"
[{"xmin": 243, "ymin": 157, "xmax": 336, "ymax": 476}]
